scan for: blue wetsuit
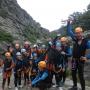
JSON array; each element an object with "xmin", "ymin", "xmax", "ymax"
[{"xmin": 32, "ymin": 70, "xmax": 49, "ymax": 86}]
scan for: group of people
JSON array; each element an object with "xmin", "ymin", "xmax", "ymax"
[{"xmin": 0, "ymin": 21, "xmax": 90, "ymax": 90}]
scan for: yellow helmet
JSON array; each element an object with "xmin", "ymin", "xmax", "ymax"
[
  {"xmin": 75, "ymin": 27, "xmax": 83, "ymax": 33},
  {"xmin": 38, "ymin": 61, "xmax": 46, "ymax": 69},
  {"xmin": 60, "ymin": 37, "xmax": 67, "ymax": 42},
  {"xmin": 5, "ymin": 52, "xmax": 11, "ymax": 57}
]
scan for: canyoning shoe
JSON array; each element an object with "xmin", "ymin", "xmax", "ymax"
[
  {"xmin": 18, "ymin": 85, "xmax": 23, "ymax": 88},
  {"xmin": 69, "ymin": 86, "xmax": 78, "ymax": 90},
  {"xmin": 8, "ymin": 85, "xmax": 12, "ymax": 89},
  {"xmin": 52, "ymin": 84, "xmax": 58, "ymax": 88},
  {"xmin": 15, "ymin": 87, "xmax": 18, "ymax": 90},
  {"xmin": 59, "ymin": 87, "xmax": 63, "ymax": 90}
]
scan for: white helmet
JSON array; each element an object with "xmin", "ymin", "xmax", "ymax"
[
  {"xmin": 33, "ymin": 44, "xmax": 38, "ymax": 48},
  {"xmin": 48, "ymin": 41, "xmax": 52, "ymax": 46},
  {"xmin": 16, "ymin": 52, "xmax": 21, "ymax": 56},
  {"xmin": 21, "ymin": 48, "xmax": 26, "ymax": 53}
]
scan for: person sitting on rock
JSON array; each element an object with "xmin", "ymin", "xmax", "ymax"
[{"xmin": 31, "ymin": 61, "xmax": 52, "ymax": 90}]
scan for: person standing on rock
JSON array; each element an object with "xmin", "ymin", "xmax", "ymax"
[
  {"xmin": 67, "ymin": 21, "xmax": 90, "ymax": 90},
  {"xmin": 0, "ymin": 52, "xmax": 14, "ymax": 90},
  {"xmin": 13, "ymin": 43, "xmax": 21, "ymax": 63},
  {"xmin": 60, "ymin": 37, "xmax": 72, "ymax": 86},
  {"xmin": 14, "ymin": 52, "xmax": 23, "ymax": 90},
  {"xmin": 24, "ymin": 41, "xmax": 31, "ymax": 55},
  {"xmin": 31, "ymin": 61, "xmax": 52, "ymax": 90}
]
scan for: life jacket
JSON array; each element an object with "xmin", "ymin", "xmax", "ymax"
[
  {"xmin": 14, "ymin": 59, "xmax": 23, "ymax": 72},
  {"xmin": 22, "ymin": 56, "xmax": 30, "ymax": 68},
  {"xmin": 13, "ymin": 48, "xmax": 21, "ymax": 62},
  {"xmin": 73, "ymin": 38, "xmax": 88, "ymax": 58},
  {"xmin": 45, "ymin": 55, "xmax": 53, "ymax": 71},
  {"xmin": 24, "ymin": 46, "xmax": 31, "ymax": 55},
  {"xmin": 47, "ymin": 63, "xmax": 53, "ymax": 71},
  {"xmin": 4, "ymin": 59, "xmax": 12, "ymax": 72}
]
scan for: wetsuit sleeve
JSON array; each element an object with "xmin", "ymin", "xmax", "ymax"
[
  {"xmin": 85, "ymin": 40, "xmax": 90, "ymax": 59},
  {"xmin": 85, "ymin": 54, "xmax": 90, "ymax": 59},
  {"xmin": 86, "ymin": 40, "xmax": 90, "ymax": 49},
  {"xmin": 32, "ymin": 72, "xmax": 48, "ymax": 85},
  {"xmin": 67, "ymin": 21, "xmax": 75, "ymax": 40},
  {"xmin": 32, "ymin": 73, "xmax": 40, "ymax": 82},
  {"xmin": 66, "ymin": 47, "xmax": 72, "ymax": 57}
]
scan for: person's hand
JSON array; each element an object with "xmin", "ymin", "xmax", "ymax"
[
  {"xmin": 61, "ymin": 51, "xmax": 66, "ymax": 55},
  {"xmin": 62, "ymin": 68, "xmax": 65, "ymax": 72},
  {"xmin": 80, "ymin": 56, "xmax": 87, "ymax": 62},
  {"xmin": 6, "ymin": 68, "xmax": 10, "ymax": 71},
  {"xmin": 17, "ymin": 69, "xmax": 21, "ymax": 72}
]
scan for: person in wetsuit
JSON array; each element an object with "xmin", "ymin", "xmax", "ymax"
[
  {"xmin": 31, "ymin": 61, "xmax": 52, "ymax": 90},
  {"xmin": 67, "ymin": 21, "xmax": 90, "ymax": 90},
  {"xmin": 1, "ymin": 52, "xmax": 14, "ymax": 90}
]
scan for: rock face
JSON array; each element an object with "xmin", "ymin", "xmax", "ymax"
[{"xmin": 0, "ymin": 0, "xmax": 49, "ymax": 42}]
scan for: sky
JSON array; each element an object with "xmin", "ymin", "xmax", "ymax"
[{"xmin": 17, "ymin": 0, "xmax": 90, "ymax": 31}]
